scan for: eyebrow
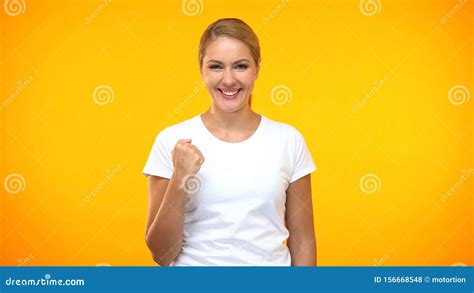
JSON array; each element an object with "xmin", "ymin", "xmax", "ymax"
[{"xmin": 206, "ymin": 59, "xmax": 250, "ymax": 64}]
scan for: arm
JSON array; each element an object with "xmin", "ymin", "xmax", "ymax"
[
  {"xmin": 285, "ymin": 174, "xmax": 317, "ymax": 266},
  {"xmin": 145, "ymin": 173, "xmax": 186, "ymax": 266},
  {"xmin": 145, "ymin": 138, "xmax": 205, "ymax": 266}
]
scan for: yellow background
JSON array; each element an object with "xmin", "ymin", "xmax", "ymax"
[{"xmin": 1, "ymin": 0, "xmax": 472, "ymax": 266}]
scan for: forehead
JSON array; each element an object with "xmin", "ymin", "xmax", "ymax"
[{"xmin": 204, "ymin": 36, "xmax": 253, "ymax": 62}]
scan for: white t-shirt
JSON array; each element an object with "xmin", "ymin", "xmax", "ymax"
[{"xmin": 142, "ymin": 114, "xmax": 317, "ymax": 266}]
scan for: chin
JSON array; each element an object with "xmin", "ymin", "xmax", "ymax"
[
  {"xmin": 214, "ymin": 99, "xmax": 247, "ymax": 113},
  {"xmin": 218, "ymin": 105, "xmax": 244, "ymax": 113}
]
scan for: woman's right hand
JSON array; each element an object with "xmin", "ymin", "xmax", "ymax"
[{"xmin": 171, "ymin": 139, "xmax": 205, "ymax": 177}]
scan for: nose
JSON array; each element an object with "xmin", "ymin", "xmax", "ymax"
[{"xmin": 222, "ymin": 68, "xmax": 237, "ymax": 86}]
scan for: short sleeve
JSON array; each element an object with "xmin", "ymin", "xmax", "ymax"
[
  {"xmin": 289, "ymin": 129, "xmax": 317, "ymax": 183},
  {"xmin": 142, "ymin": 128, "xmax": 174, "ymax": 179}
]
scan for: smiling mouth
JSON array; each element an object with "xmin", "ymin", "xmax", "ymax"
[{"xmin": 218, "ymin": 88, "xmax": 241, "ymax": 100}]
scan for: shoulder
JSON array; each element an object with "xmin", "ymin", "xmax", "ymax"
[
  {"xmin": 157, "ymin": 114, "xmax": 200, "ymax": 138},
  {"xmin": 150, "ymin": 114, "xmax": 200, "ymax": 149},
  {"xmin": 263, "ymin": 115, "xmax": 304, "ymax": 140}
]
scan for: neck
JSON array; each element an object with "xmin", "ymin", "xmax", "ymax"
[{"xmin": 203, "ymin": 104, "xmax": 258, "ymax": 130}]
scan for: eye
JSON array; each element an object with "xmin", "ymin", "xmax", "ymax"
[
  {"xmin": 208, "ymin": 64, "xmax": 223, "ymax": 70},
  {"xmin": 235, "ymin": 64, "xmax": 249, "ymax": 70}
]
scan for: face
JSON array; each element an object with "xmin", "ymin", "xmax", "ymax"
[{"xmin": 201, "ymin": 36, "xmax": 259, "ymax": 113}]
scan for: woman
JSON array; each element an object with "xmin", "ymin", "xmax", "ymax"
[{"xmin": 143, "ymin": 18, "xmax": 317, "ymax": 266}]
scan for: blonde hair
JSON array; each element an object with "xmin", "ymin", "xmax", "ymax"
[{"xmin": 198, "ymin": 18, "xmax": 260, "ymax": 107}]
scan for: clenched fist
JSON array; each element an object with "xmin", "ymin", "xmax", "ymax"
[{"xmin": 171, "ymin": 139, "xmax": 205, "ymax": 177}]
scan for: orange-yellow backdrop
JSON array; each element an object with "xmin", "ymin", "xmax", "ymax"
[{"xmin": 0, "ymin": 0, "xmax": 472, "ymax": 266}]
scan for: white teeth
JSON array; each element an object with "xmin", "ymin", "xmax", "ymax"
[{"xmin": 221, "ymin": 90, "xmax": 238, "ymax": 96}]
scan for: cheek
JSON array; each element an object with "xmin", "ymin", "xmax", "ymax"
[
  {"xmin": 238, "ymin": 71, "xmax": 257, "ymax": 86},
  {"xmin": 203, "ymin": 72, "xmax": 219, "ymax": 87},
  {"xmin": 240, "ymin": 76, "xmax": 256, "ymax": 88}
]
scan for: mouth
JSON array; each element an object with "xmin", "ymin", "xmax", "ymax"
[{"xmin": 218, "ymin": 88, "xmax": 241, "ymax": 100}]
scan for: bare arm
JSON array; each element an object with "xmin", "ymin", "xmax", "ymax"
[
  {"xmin": 145, "ymin": 138, "xmax": 205, "ymax": 266},
  {"xmin": 145, "ymin": 173, "xmax": 186, "ymax": 266},
  {"xmin": 285, "ymin": 174, "xmax": 317, "ymax": 266}
]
